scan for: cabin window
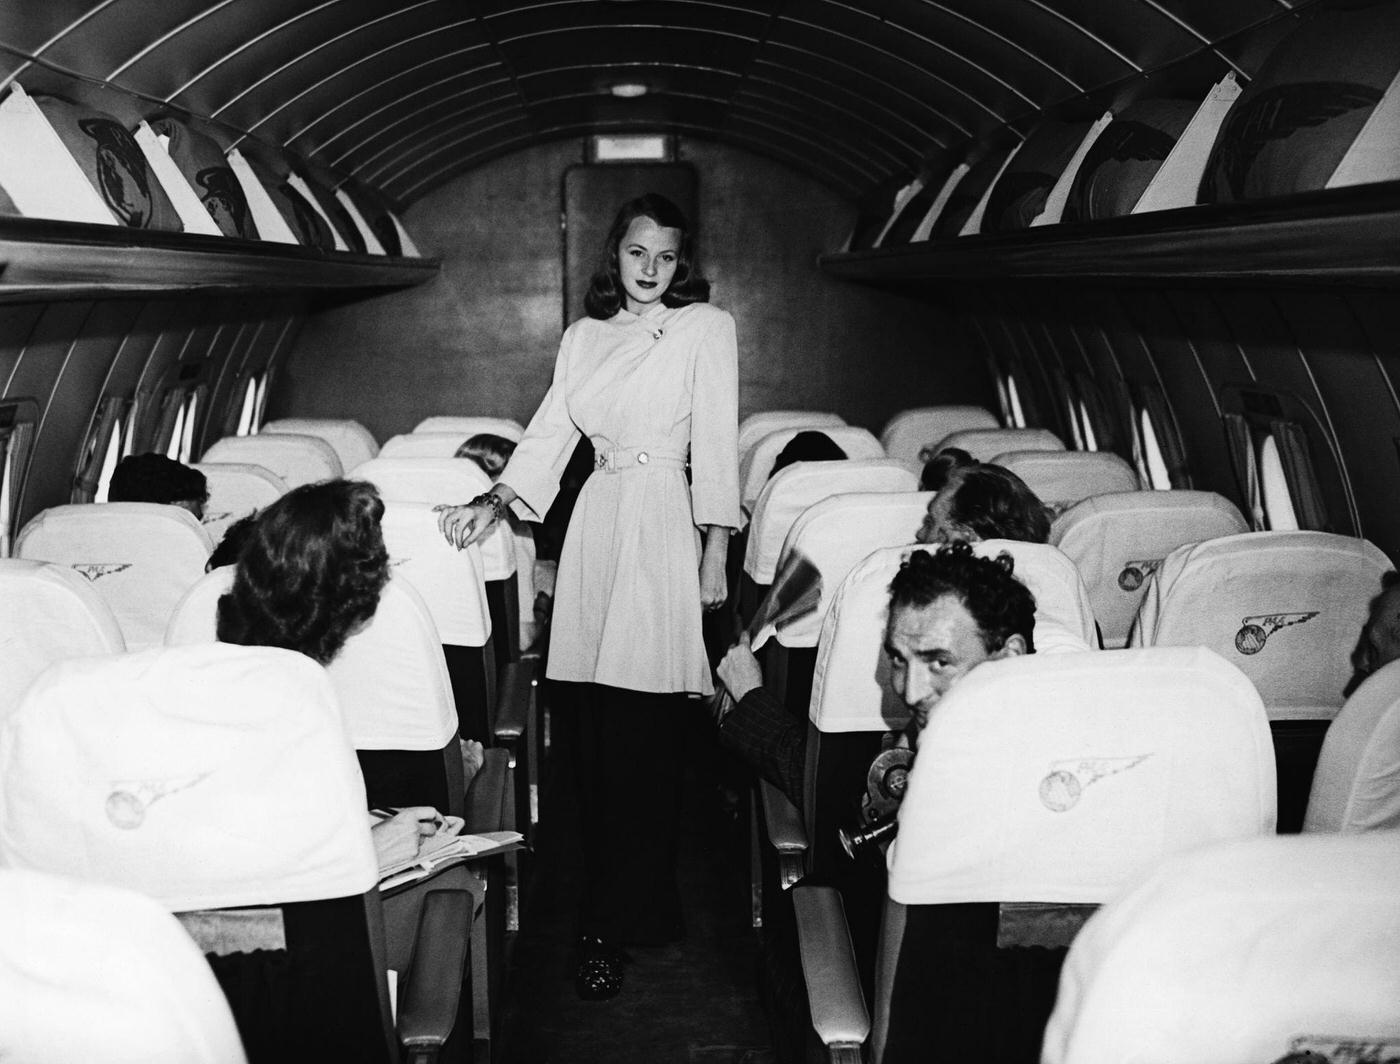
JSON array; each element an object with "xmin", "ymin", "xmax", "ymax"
[
  {"xmin": 1005, "ymin": 374, "xmax": 1027, "ymax": 429},
  {"xmin": 253, "ymin": 373, "xmax": 270, "ymax": 433},
  {"xmin": 1258, "ymin": 434, "xmax": 1301, "ymax": 531},
  {"xmin": 165, "ymin": 388, "xmax": 204, "ymax": 464},
  {"xmin": 235, "ymin": 377, "xmax": 259, "ymax": 436},
  {"xmin": 73, "ymin": 396, "xmax": 128, "ymax": 504},
  {"xmin": 0, "ymin": 401, "xmax": 37, "ymax": 558},
  {"xmin": 1077, "ymin": 399, "xmax": 1100, "ymax": 451},
  {"xmin": 1138, "ymin": 407, "xmax": 1173, "ymax": 490}
]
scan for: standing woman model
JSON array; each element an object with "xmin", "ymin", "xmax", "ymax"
[{"xmin": 437, "ymin": 193, "xmax": 740, "ymax": 999}]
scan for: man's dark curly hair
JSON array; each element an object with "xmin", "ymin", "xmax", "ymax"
[
  {"xmin": 889, "ymin": 542, "xmax": 1037, "ymax": 654},
  {"xmin": 584, "ymin": 193, "xmax": 710, "ymax": 319},
  {"xmin": 944, "ymin": 463, "xmax": 1052, "ymax": 544},
  {"xmin": 216, "ymin": 479, "xmax": 389, "ymax": 665}
]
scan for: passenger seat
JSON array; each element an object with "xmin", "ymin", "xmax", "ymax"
[
  {"xmin": 262, "ymin": 416, "xmax": 378, "ymax": 472},
  {"xmin": 192, "ymin": 461, "xmax": 287, "ymax": 544},
  {"xmin": 1303, "ymin": 656, "xmax": 1400, "ymax": 833},
  {"xmin": 740, "ymin": 425, "xmax": 885, "ymax": 520},
  {"xmin": 879, "ymin": 405, "xmax": 998, "ymax": 471},
  {"xmin": 932, "ymin": 426, "xmax": 1062, "ymax": 463},
  {"xmin": 738, "ymin": 410, "xmax": 845, "ymax": 464},
  {"xmin": 202, "ymin": 432, "xmax": 342, "ymax": 488},
  {"xmin": 991, "ymin": 449, "xmax": 1139, "ymax": 510},
  {"xmin": 1050, "ymin": 489, "xmax": 1249, "ymax": 648},
  {"xmin": 414, "ymin": 415, "xmax": 524, "ymax": 440},
  {"xmin": 16, "ymin": 502, "xmax": 211, "ymax": 651}
]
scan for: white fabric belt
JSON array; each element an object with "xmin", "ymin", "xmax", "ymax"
[{"xmin": 593, "ymin": 447, "xmax": 685, "ymax": 473}]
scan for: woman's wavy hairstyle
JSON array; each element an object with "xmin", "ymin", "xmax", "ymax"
[
  {"xmin": 889, "ymin": 542, "xmax": 1037, "ymax": 654},
  {"xmin": 216, "ymin": 479, "xmax": 390, "ymax": 665},
  {"xmin": 944, "ymin": 463, "xmax": 1052, "ymax": 544},
  {"xmin": 584, "ymin": 193, "xmax": 710, "ymax": 319}
]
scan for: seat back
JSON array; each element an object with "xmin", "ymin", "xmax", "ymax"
[
  {"xmin": 991, "ymin": 450, "xmax": 1140, "ymax": 509},
  {"xmin": 744, "ymin": 459, "xmax": 918, "ymax": 585},
  {"xmin": 1129, "ymin": 531, "xmax": 1392, "ymax": 720},
  {"xmin": 1051, "ymin": 490, "xmax": 1249, "ymax": 649},
  {"xmin": 16, "ymin": 503, "xmax": 212, "ymax": 651},
  {"xmin": 741, "ymin": 426, "xmax": 885, "ymax": 518},
  {"xmin": 755, "ymin": 491, "xmax": 933, "ymax": 651},
  {"xmin": 1304, "ymin": 657, "xmax": 1400, "ymax": 832},
  {"xmin": 202, "ymin": 433, "xmax": 342, "ymax": 488},
  {"xmin": 738, "ymin": 410, "xmax": 845, "ymax": 463},
  {"xmin": 0, "ymin": 558, "xmax": 125, "ymax": 719},
  {"xmin": 413, "ymin": 415, "xmax": 524, "ymax": 440},
  {"xmin": 879, "ymin": 406, "xmax": 999, "ymax": 469},
  {"xmin": 0, "ymin": 867, "xmax": 248, "ymax": 1064},
  {"xmin": 380, "ymin": 432, "xmax": 474, "ymax": 459},
  {"xmin": 1042, "ymin": 833, "xmax": 1400, "ymax": 1064},
  {"xmin": 879, "ymin": 647, "xmax": 1275, "ymax": 1062},
  {"xmin": 0, "ymin": 642, "xmax": 394, "ymax": 1064},
  {"xmin": 935, "ymin": 426, "xmax": 1063, "ymax": 463},
  {"xmin": 193, "ymin": 461, "xmax": 288, "ymax": 544},
  {"xmin": 262, "ymin": 418, "xmax": 378, "ymax": 472},
  {"xmin": 379, "ymin": 502, "xmax": 491, "ymax": 649}
]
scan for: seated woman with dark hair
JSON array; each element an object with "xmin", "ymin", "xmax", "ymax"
[
  {"xmin": 917, "ymin": 461, "xmax": 1052, "ymax": 546},
  {"xmin": 919, "ymin": 446, "xmax": 975, "ymax": 492},
  {"xmin": 770, "ymin": 429, "xmax": 847, "ymax": 477},
  {"xmin": 455, "ymin": 433, "xmax": 517, "ymax": 480}
]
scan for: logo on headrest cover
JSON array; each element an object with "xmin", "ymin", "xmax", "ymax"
[
  {"xmin": 1234, "ymin": 612, "xmax": 1319, "ymax": 655},
  {"xmin": 71, "ymin": 562, "xmax": 132, "ymax": 582},
  {"xmin": 1282, "ymin": 1034, "xmax": 1400, "ymax": 1063},
  {"xmin": 105, "ymin": 773, "xmax": 210, "ymax": 830},
  {"xmin": 201, "ymin": 511, "xmax": 232, "ymax": 525},
  {"xmin": 389, "ymin": 556, "xmax": 410, "ymax": 567},
  {"xmin": 1039, "ymin": 754, "xmax": 1152, "ymax": 813},
  {"xmin": 1117, "ymin": 559, "xmax": 1162, "ymax": 591}
]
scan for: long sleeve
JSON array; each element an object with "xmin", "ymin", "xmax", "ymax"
[
  {"xmin": 499, "ymin": 326, "xmax": 582, "ymax": 522},
  {"xmin": 719, "ymin": 686, "xmax": 806, "ymax": 812},
  {"xmin": 688, "ymin": 308, "xmax": 741, "ymax": 530}
]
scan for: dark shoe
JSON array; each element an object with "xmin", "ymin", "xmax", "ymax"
[{"xmin": 574, "ymin": 936, "xmax": 626, "ymax": 1000}]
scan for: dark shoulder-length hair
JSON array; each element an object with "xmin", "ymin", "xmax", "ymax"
[
  {"xmin": 946, "ymin": 463, "xmax": 1052, "ymax": 544},
  {"xmin": 583, "ymin": 193, "xmax": 710, "ymax": 319},
  {"xmin": 216, "ymin": 479, "xmax": 390, "ymax": 665}
]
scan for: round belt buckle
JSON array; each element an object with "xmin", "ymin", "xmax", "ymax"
[{"xmin": 637, "ymin": 451, "xmax": 649, "ymax": 464}]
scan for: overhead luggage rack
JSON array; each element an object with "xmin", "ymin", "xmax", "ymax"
[
  {"xmin": 0, "ymin": 213, "xmax": 438, "ymax": 300},
  {"xmin": 820, "ymin": 179, "xmax": 1400, "ymax": 289}
]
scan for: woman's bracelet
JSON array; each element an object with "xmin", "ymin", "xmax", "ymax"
[{"xmin": 470, "ymin": 491, "xmax": 506, "ymax": 525}]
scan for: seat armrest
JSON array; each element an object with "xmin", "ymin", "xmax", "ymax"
[
  {"xmin": 463, "ymin": 747, "xmax": 510, "ymax": 834},
  {"xmin": 760, "ymin": 778, "xmax": 809, "ymax": 889},
  {"xmin": 793, "ymin": 885, "xmax": 870, "ymax": 1064},
  {"xmin": 397, "ymin": 888, "xmax": 472, "ymax": 1062},
  {"xmin": 493, "ymin": 659, "xmax": 536, "ymax": 743}
]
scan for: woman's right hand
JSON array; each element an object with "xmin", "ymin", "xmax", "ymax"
[{"xmin": 435, "ymin": 501, "xmax": 498, "ymax": 549}]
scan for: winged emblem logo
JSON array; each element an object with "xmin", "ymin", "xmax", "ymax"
[
  {"xmin": 71, "ymin": 562, "xmax": 132, "ymax": 581},
  {"xmin": 201, "ymin": 510, "xmax": 232, "ymax": 525},
  {"xmin": 1117, "ymin": 558, "xmax": 1162, "ymax": 591},
  {"xmin": 1234, "ymin": 612, "xmax": 1320, "ymax": 655},
  {"xmin": 105, "ymin": 772, "xmax": 211, "ymax": 829},
  {"xmin": 1039, "ymin": 754, "xmax": 1152, "ymax": 813}
]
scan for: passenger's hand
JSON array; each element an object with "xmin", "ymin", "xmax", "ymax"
[
  {"xmin": 717, "ymin": 633, "xmax": 763, "ymax": 703},
  {"xmin": 434, "ymin": 501, "xmax": 497, "ymax": 549},
  {"xmin": 384, "ymin": 806, "xmax": 444, "ymax": 837},
  {"xmin": 699, "ymin": 542, "xmax": 728, "ymax": 612}
]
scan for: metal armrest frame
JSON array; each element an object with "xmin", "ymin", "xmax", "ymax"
[
  {"xmin": 398, "ymin": 888, "xmax": 472, "ymax": 1063},
  {"xmin": 760, "ymin": 778, "xmax": 809, "ymax": 889},
  {"xmin": 793, "ymin": 884, "xmax": 870, "ymax": 1064}
]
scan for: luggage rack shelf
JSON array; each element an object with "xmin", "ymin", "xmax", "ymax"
[
  {"xmin": 0, "ymin": 215, "xmax": 439, "ymax": 301},
  {"xmin": 820, "ymin": 181, "xmax": 1400, "ymax": 290}
]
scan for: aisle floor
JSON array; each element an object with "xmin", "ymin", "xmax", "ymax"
[{"xmin": 498, "ymin": 702, "xmax": 775, "ymax": 1064}]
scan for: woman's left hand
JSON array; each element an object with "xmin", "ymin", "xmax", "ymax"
[{"xmin": 699, "ymin": 537, "xmax": 728, "ymax": 612}]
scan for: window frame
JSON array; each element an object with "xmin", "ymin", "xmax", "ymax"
[
  {"xmin": 73, "ymin": 395, "xmax": 129, "ymax": 504},
  {"xmin": 0, "ymin": 398, "xmax": 39, "ymax": 558}
]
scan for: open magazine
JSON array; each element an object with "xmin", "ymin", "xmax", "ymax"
[{"xmin": 375, "ymin": 813, "xmax": 524, "ymax": 891}]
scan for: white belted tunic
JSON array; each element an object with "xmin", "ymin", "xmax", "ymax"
[{"xmin": 500, "ymin": 301, "xmax": 741, "ymax": 695}]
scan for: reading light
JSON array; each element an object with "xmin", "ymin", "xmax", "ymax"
[{"xmin": 609, "ymin": 82, "xmax": 648, "ymax": 99}]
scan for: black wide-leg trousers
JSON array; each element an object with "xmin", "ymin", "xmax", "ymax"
[{"xmin": 562, "ymin": 681, "xmax": 690, "ymax": 945}]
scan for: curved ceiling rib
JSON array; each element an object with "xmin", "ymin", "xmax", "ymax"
[{"xmin": 0, "ymin": 0, "xmax": 1315, "ymax": 207}]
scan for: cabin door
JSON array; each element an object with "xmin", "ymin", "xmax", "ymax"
[{"xmin": 561, "ymin": 164, "xmax": 698, "ymax": 329}]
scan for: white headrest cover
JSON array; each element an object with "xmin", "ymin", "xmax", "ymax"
[
  {"xmin": 350, "ymin": 457, "xmax": 515, "ymax": 578},
  {"xmin": 16, "ymin": 503, "xmax": 212, "ymax": 652},
  {"xmin": 740, "ymin": 426, "xmax": 885, "ymax": 517},
  {"xmin": 380, "ymin": 432, "xmax": 472, "ymax": 459},
  {"xmin": 738, "ymin": 411, "xmax": 846, "ymax": 463},
  {"xmin": 935, "ymin": 427, "xmax": 1063, "ymax": 463},
  {"xmin": 1129, "ymin": 531, "xmax": 1392, "ymax": 720},
  {"xmin": 202, "ymin": 433, "xmax": 342, "ymax": 488},
  {"xmin": 809, "ymin": 541, "xmax": 1095, "ymax": 734},
  {"xmin": 1051, "ymin": 490, "xmax": 1249, "ymax": 649},
  {"xmin": 1304, "ymin": 657, "xmax": 1400, "ymax": 833},
  {"xmin": 0, "ymin": 868, "xmax": 248, "ymax": 1064},
  {"xmin": 880, "ymin": 406, "xmax": 998, "ymax": 466},
  {"xmin": 1041, "ymin": 832, "xmax": 1400, "ymax": 1064},
  {"xmin": 380, "ymin": 501, "xmax": 491, "ymax": 648},
  {"xmin": 744, "ymin": 459, "xmax": 917, "ymax": 583},
  {"xmin": 756, "ymin": 491, "xmax": 933, "ymax": 651},
  {"xmin": 889, "ymin": 646, "xmax": 1275, "ymax": 905},
  {"xmin": 193, "ymin": 461, "xmax": 288, "ymax": 545},
  {"xmin": 991, "ymin": 450, "xmax": 1140, "ymax": 507},
  {"xmin": 0, "ymin": 559, "xmax": 125, "ymax": 719},
  {"xmin": 0, "ymin": 644, "xmax": 377, "ymax": 910},
  {"xmin": 326, "ymin": 575, "xmax": 458, "ymax": 750},
  {"xmin": 164, "ymin": 566, "xmax": 230, "ymax": 646},
  {"xmin": 413, "ymin": 415, "xmax": 524, "ymax": 441},
  {"xmin": 262, "ymin": 418, "xmax": 378, "ymax": 471}
]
